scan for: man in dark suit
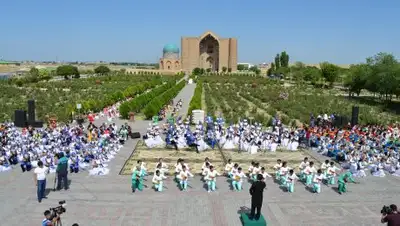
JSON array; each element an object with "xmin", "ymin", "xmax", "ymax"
[{"xmin": 249, "ymin": 174, "xmax": 266, "ymax": 220}]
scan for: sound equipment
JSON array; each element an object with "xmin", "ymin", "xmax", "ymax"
[
  {"xmin": 28, "ymin": 120, "xmax": 44, "ymax": 128},
  {"xmin": 14, "ymin": 110, "xmax": 27, "ymax": 127},
  {"xmin": 27, "ymin": 100, "xmax": 36, "ymax": 122},
  {"xmin": 351, "ymin": 106, "xmax": 359, "ymax": 126},
  {"xmin": 131, "ymin": 132, "xmax": 141, "ymax": 139},
  {"xmin": 334, "ymin": 115, "xmax": 349, "ymax": 128},
  {"xmin": 240, "ymin": 212, "xmax": 267, "ymax": 226}
]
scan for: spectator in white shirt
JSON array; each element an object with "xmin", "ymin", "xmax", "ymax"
[{"xmin": 34, "ymin": 160, "xmax": 49, "ymax": 203}]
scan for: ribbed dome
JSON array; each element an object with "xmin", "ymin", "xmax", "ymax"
[{"xmin": 163, "ymin": 44, "xmax": 179, "ymax": 54}]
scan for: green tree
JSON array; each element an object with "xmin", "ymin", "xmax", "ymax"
[
  {"xmin": 29, "ymin": 67, "xmax": 39, "ymax": 77},
  {"xmin": 320, "ymin": 62, "xmax": 339, "ymax": 86},
  {"xmin": 94, "ymin": 65, "xmax": 111, "ymax": 75},
  {"xmin": 249, "ymin": 66, "xmax": 261, "ymax": 75},
  {"xmin": 365, "ymin": 52, "xmax": 400, "ymax": 101},
  {"xmin": 303, "ymin": 66, "xmax": 322, "ymax": 82},
  {"xmin": 56, "ymin": 65, "xmax": 80, "ymax": 79},
  {"xmin": 280, "ymin": 51, "xmax": 289, "ymax": 68},
  {"xmin": 274, "ymin": 54, "xmax": 280, "ymax": 69},
  {"xmin": 206, "ymin": 68, "xmax": 212, "ymax": 73},
  {"xmin": 270, "ymin": 63, "xmax": 275, "ymax": 71},
  {"xmin": 192, "ymin": 67, "xmax": 202, "ymax": 75},
  {"xmin": 222, "ymin": 67, "xmax": 227, "ymax": 73},
  {"xmin": 237, "ymin": 64, "xmax": 249, "ymax": 71},
  {"xmin": 344, "ymin": 64, "xmax": 369, "ymax": 97}
]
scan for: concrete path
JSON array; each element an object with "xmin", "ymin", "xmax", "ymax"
[{"xmin": 0, "ymin": 83, "xmax": 397, "ymax": 226}]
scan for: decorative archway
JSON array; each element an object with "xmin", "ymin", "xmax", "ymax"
[
  {"xmin": 199, "ymin": 34, "xmax": 219, "ymax": 72},
  {"xmin": 166, "ymin": 61, "xmax": 172, "ymax": 70}
]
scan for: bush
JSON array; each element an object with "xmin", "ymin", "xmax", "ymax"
[
  {"xmin": 143, "ymin": 81, "xmax": 186, "ymax": 119},
  {"xmin": 187, "ymin": 81, "xmax": 203, "ymax": 115}
]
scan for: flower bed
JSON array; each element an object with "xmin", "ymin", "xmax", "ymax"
[
  {"xmin": 0, "ymin": 74, "xmax": 172, "ymax": 122},
  {"xmin": 199, "ymin": 75, "xmax": 400, "ymax": 125}
]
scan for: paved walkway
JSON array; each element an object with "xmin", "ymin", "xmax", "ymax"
[{"xmin": 0, "ymin": 83, "xmax": 398, "ymax": 226}]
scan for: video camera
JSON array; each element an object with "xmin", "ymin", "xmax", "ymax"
[
  {"xmin": 381, "ymin": 205, "xmax": 393, "ymax": 215},
  {"xmin": 49, "ymin": 200, "xmax": 67, "ymax": 219}
]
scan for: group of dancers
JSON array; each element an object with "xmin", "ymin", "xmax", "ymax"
[
  {"xmin": 0, "ymin": 120, "xmax": 131, "ymax": 176},
  {"xmin": 308, "ymin": 124, "xmax": 400, "ymax": 178},
  {"xmin": 143, "ymin": 116, "xmax": 300, "ymax": 153},
  {"xmin": 130, "ymin": 157, "xmax": 358, "ymax": 195}
]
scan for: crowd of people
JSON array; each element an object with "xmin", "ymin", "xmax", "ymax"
[
  {"xmin": 307, "ymin": 123, "xmax": 400, "ymax": 178},
  {"xmin": 143, "ymin": 115, "xmax": 300, "ymax": 153},
  {"xmin": 0, "ymin": 102, "xmax": 131, "ymax": 176}
]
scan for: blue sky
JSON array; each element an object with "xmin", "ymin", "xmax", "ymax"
[{"xmin": 1, "ymin": 0, "xmax": 399, "ymax": 64}]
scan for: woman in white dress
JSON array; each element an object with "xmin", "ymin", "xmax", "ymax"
[
  {"xmin": 372, "ymin": 159, "xmax": 386, "ymax": 177},
  {"xmin": 281, "ymin": 131, "xmax": 290, "ymax": 149},
  {"xmin": 223, "ymin": 133, "xmax": 235, "ymax": 150},
  {"xmin": 249, "ymin": 137, "xmax": 258, "ymax": 154},
  {"xmin": 289, "ymin": 134, "xmax": 299, "ymax": 151},
  {"xmin": 196, "ymin": 134, "xmax": 210, "ymax": 152},
  {"xmin": 260, "ymin": 135, "xmax": 270, "ymax": 152},
  {"xmin": 391, "ymin": 160, "xmax": 400, "ymax": 177},
  {"xmin": 89, "ymin": 159, "xmax": 110, "ymax": 176},
  {"xmin": 270, "ymin": 134, "xmax": 279, "ymax": 152},
  {"xmin": 350, "ymin": 159, "xmax": 366, "ymax": 178}
]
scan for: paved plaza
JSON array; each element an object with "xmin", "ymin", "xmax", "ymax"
[{"xmin": 0, "ymin": 83, "xmax": 399, "ymax": 226}]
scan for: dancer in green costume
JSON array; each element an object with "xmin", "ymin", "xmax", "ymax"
[
  {"xmin": 337, "ymin": 171, "xmax": 358, "ymax": 194},
  {"xmin": 131, "ymin": 166, "xmax": 144, "ymax": 192}
]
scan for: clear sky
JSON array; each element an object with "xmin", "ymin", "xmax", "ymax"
[{"xmin": 1, "ymin": 0, "xmax": 399, "ymax": 64}]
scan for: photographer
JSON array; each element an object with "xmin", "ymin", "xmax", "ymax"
[
  {"xmin": 42, "ymin": 210, "xmax": 58, "ymax": 226},
  {"xmin": 56, "ymin": 152, "xmax": 69, "ymax": 190},
  {"xmin": 381, "ymin": 204, "xmax": 400, "ymax": 226}
]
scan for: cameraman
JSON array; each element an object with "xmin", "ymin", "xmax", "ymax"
[
  {"xmin": 56, "ymin": 152, "xmax": 69, "ymax": 190},
  {"xmin": 381, "ymin": 204, "xmax": 400, "ymax": 226},
  {"xmin": 42, "ymin": 210, "xmax": 59, "ymax": 226}
]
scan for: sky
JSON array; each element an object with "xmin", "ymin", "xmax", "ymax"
[{"xmin": 1, "ymin": 0, "xmax": 399, "ymax": 65}]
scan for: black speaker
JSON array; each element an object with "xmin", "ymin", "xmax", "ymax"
[
  {"xmin": 14, "ymin": 110, "xmax": 27, "ymax": 127},
  {"xmin": 131, "ymin": 132, "xmax": 141, "ymax": 139},
  {"xmin": 27, "ymin": 100, "xmax": 36, "ymax": 122},
  {"xmin": 351, "ymin": 106, "xmax": 359, "ymax": 126}
]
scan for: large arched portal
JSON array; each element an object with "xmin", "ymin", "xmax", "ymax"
[{"xmin": 199, "ymin": 34, "xmax": 219, "ymax": 72}]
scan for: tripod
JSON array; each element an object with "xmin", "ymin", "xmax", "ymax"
[{"xmin": 55, "ymin": 217, "xmax": 62, "ymax": 226}]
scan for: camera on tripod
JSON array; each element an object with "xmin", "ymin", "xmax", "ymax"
[
  {"xmin": 49, "ymin": 200, "xmax": 67, "ymax": 219},
  {"xmin": 381, "ymin": 205, "xmax": 393, "ymax": 215}
]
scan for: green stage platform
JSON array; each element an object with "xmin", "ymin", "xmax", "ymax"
[{"xmin": 240, "ymin": 213, "xmax": 267, "ymax": 226}]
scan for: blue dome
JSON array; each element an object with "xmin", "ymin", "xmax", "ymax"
[{"xmin": 163, "ymin": 44, "xmax": 179, "ymax": 54}]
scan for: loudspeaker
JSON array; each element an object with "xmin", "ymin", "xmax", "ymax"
[
  {"xmin": 131, "ymin": 132, "xmax": 141, "ymax": 139},
  {"xmin": 334, "ymin": 115, "xmax": 349, "ymax": 128},
  {"xmin": 14, "ymin": 110, "xmax": 27, "ymax": 127},
  {"xmin": 27, "ymin": 100, "xmax": 36, "ymax": 122},
  {"xmin": 351, "ymin": 106, "xmax": 359, "ymax": 126}
]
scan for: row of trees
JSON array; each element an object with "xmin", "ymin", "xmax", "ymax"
[
  {"xmin": 119, "ymin": 81, "xmax": 176, "ymax": 118},
  {"xmin": 267, "ymin": 51, "xmax": 290, "ymax": 76},
  {"xmin": 344, "ymin": 53, "xmax": 400, "ymax": 101},
  {"xmin": 143, "ymin": 81, "xmax": 186, "ymax": 119}
]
